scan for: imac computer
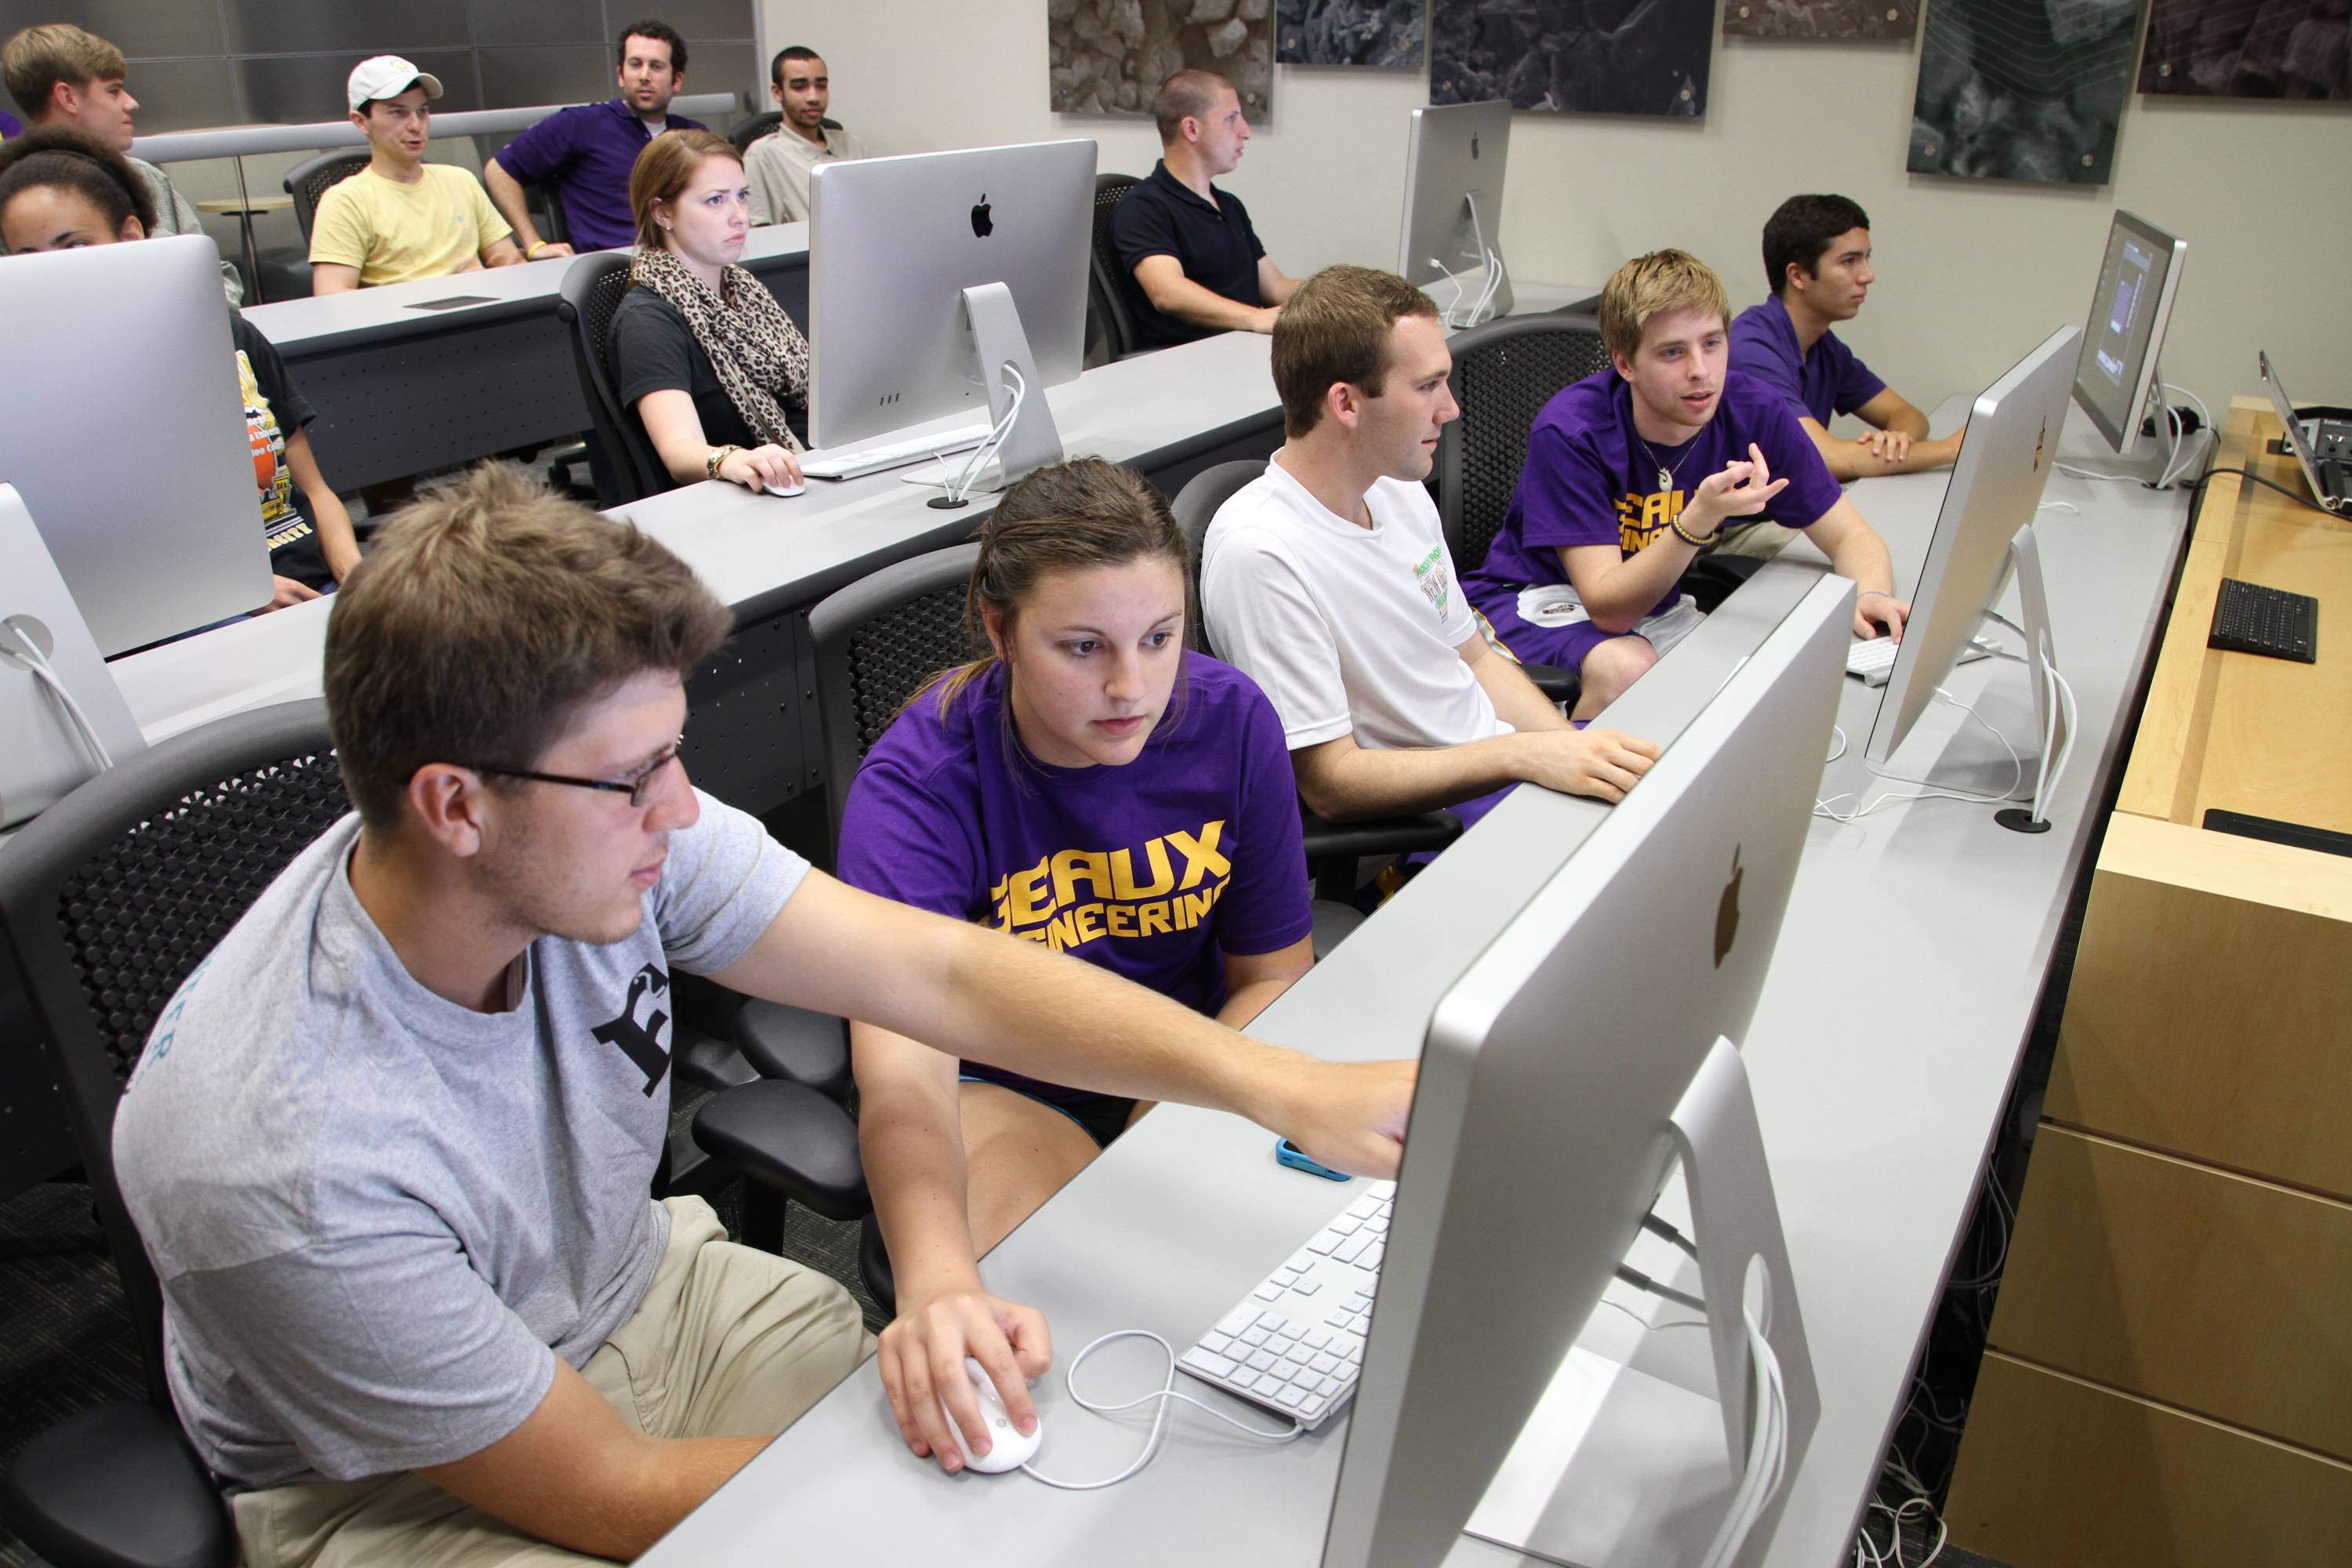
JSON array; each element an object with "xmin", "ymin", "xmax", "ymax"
[
  {"xmin": 2069, "ymin": 210, "xmax": 2190, "ymax": 486},
  {"xmin": 1315, "ymin": 572, "xmax": 1853, "ymax": 1568},
  {"xmin": 1867, "ymin": 325, "xmax": 2082, "ymax": 833},
  {"xmin": 804, "ymin": 140, "xmax": 1094, "ymax": 496},
  {"xmin": 1397, "ymin": 100, "xmax": 1514, "ymax": 327},
  {"xmin": 0, "ymin": 234, "xmax": 274, "ymax": 655}
]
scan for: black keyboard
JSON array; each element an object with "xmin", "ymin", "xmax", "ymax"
[{"xmin": 2208, "ymin": 578, "xmax": 2318, "ymax": 663}]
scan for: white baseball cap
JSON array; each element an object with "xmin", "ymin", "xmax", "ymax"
[{"xmin": 347, "ymin": 56, "xmax": 444, "ymax": 114}]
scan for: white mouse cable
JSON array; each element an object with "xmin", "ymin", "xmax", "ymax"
[{"xmin": 1015, "ymin": 1329, "xmax": 1302, "ymax": 1492}]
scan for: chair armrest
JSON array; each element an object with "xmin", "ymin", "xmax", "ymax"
[
  {"xmin": 3, "ymin": 1401, "xmax": 235, "ymax": 1568},
  {"xmin": 1298, "ymin": 808, "xmax": 1464, "ymax": 862},
  {"xmin": 734, "ymin": 1000, "xmax": 854, "ymax": 1100},
  {"xmin": 692, "ymin": 1080, "xmax": 870, "ymax": 1222},
  {"xmin": 1520, "ymin": 662, "xmax": 1581, "ymax": 705}
]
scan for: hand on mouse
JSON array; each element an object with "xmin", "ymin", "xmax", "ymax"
[
  {"xmin": 1254, "ymin": 1054, "xmax": 1415, "ymax": 1181},
  {"xmin": 717, "ymin": 442, "xmax": 804, "ymax": 494},
  {"xmin": 879, "ymin": 1282, "xmax": 1051, "ymax": 1472}
]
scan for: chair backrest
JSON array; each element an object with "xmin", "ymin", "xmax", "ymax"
[
  {"xmin": 0, "ymin": 698, "xmax": 347, "ymax": 1411},
  {"xmin": 1088, "ymin": 172, "xmax": 1143, "ymax": 363},
  {"xmin": 1169, "ymin": 459, "xmax": 1268, "ymax": 658},
  {"xmin": 556, "ymin": 252, "xmax": 670, "ymax": 506},
  {"xmin": 729, "ymin": 111, "xmax": 781, "ymax": 155},
  {"xmin": 1434, "ymin": 313, "xmax": 1611, "ymax": 576},
  {"xmin": 807, "ymin": 543, "xmax": 983, "ymax": 847},
  {"xmin": 537, "ymin": 181, "xmax": 572, "ymax": 246},
  {"xmin": 281, "ymin": 150, "xmax": 369, "ymax": 243}
]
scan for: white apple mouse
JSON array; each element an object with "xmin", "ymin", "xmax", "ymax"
[
  {"xmin": 764, "ymin": 478, "xmax": 804, "ymax": 498},
  {"xmin": 938, "ymin": 1356, "xmax": 1040, "ymax": 1474}
]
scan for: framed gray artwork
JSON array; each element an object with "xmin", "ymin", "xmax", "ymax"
[
  {"xmin": 1051, "ymin": 0, "xmax": 1273, "ymax": 117},
  {"xmin": 2138, "ymin": 0, "xmax": 2348, "ymax": 100},
  {"xmin": 1907, "ymin": 0, "xmax": 2144, "ymax": 183},
  {"xmin": 1276, "ymin": 0, "xmax": 1429, "ymax": 64},
  {"xmin": 1430, "ymin": 0, "xmax": 1715, "ymax": 117}
]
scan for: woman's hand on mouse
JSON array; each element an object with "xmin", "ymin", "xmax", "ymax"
[
  {"xmin": 879, "ymin": 1283, "xmax": 1051, "ymax": 1472},
  {"xmin": 717, "ymin": 442, "xmax": 803, "ymax": 493}
]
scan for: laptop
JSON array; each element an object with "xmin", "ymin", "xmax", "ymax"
[{"xmin": 2259, "ymin": 350, "xmax": 2351, "ymax": 513}]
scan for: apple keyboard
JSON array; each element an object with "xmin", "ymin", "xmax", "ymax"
[
  {"xmin": 1845, "ymin": 633, "xmax": 1994, "ymax": 687},
  {"xmin": 1176, "ymin": 1181, "xmax": 1393, "ymax": 1432},
  {"xmin": 797, "ymin": 423, "xmax": 992, "ymax": 481}
]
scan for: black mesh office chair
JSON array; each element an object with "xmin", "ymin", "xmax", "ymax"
[
  {"xmin": 556, "ymin": 252, "xmax": 670, "ymax": 506},
  {"xmin": 1169, "ymin": 463, "xmax": 1461, "ymax": 903},
  {"xmin": 0, "ymin": 700, "xmax": 353, "ymax": 1568},
  {"xmin": 1087, "ymin": 172, "xmax": 1144, "ymax": 364},
  {"xmin": 281, "ymin": 149, "xmax": 369, "ymax": 242},
  {"xmin": 729, "ymin": 111, "xmax": 781, "ymax": 154}
]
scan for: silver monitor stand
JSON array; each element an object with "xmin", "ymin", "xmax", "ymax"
[
  {"xmin": 0, "ymin": 484, "xmax": 147, "ymax": 828},
  {"xmin": 923, "ymin": 281, "xmax": 1066, "ymax": 508}
]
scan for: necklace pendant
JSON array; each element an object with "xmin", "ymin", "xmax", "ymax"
[{"xmin": 1657, "ymin": 466, "xmax": 1675, "ymax": 492}]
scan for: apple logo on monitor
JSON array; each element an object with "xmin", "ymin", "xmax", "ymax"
[
  {"xmin": 970, "ymin": 194, "xmax": 993, "ymax": 239},
  {"xmin": 1713, "ymin": 846, "xmax": 1741, "ymax": 969}
]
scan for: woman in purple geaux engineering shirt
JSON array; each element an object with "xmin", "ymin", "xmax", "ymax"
[{"xmin": 836, "ymin": 457, "xmax": 1316, "ymax": 1468}]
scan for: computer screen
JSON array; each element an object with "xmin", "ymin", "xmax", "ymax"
[
  {"xmin": 1867, "ymin": 325, "xmax": 2080, "ymax": 770},
  {"xmin": 805, "ymin": 140, "xmax": 1094, "ymax": 454},
  {"xmin": 1321, "ymin": 574, "xmax": 1851, "ymax": 1568},
  {"xmin": 0, "ymin": 234, "xmax": 273, "ymax": 655},
  {"xmin": 2071, "ymin": 211, "xmax": 2185, "ymax": 457},
  {"xmin": 1396, "ymin": 100, "xmax": 1512, "ymax": 322}
]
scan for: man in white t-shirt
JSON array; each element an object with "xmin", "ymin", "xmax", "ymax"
[{"xmin": 1202, "ymin": 265, "xmax": 1658, "ymax": 833}]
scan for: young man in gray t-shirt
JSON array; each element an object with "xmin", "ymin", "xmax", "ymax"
[{"xmin": 112, "ymin": 463, "xmax": 1414, "ymax": 1566}]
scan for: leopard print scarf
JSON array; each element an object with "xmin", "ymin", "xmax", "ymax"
[{"xmin": 629, "ymin": 247, "xmax": 809, "ymax": 453}]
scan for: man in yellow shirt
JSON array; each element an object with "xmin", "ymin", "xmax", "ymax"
[{"xmin": 310, "ymin": 56, "xmax": 524, "ymax": 294}]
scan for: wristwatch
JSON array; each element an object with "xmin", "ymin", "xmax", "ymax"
[{"xmin": 706, "ymin": 445, "xmax": 741, "ymax": 482}]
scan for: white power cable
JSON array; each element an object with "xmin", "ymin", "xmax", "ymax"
[
  {"xmin": 1015, "ymin": 1329, "xmax": 1301, "ymax": 1491},
  {"xmin": 1816, "ymin": 688, "xmax": 2024, "ymax": 822},
  {"xmin": 5, "ymin": 620, "xmax": 114, "ymax": 770},
  {"xmin": 1700, "ymin": 1308, "xmax": 1788, "ymax": 1568},
  {"xmin": 940, "ymin": 361, "xmax": 1027, "ymax": 505}
]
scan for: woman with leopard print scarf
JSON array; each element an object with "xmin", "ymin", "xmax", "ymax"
[{"xmin": 611, "ymin": 129, "xmax": 808, "ymax": 495}]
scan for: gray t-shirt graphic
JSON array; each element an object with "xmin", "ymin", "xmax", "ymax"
[{"xmin": 112, "ymin": 790, "xmax": 806, "ymax": 1488}]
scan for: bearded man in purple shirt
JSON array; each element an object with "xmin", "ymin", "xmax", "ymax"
[
  {"xmin": 1465, "ymin": 249, "xmax": 1911, "ymax": 718},
  {"xmin": 481, "ymin": 20, "xmax": 705, "ymax": 258}
]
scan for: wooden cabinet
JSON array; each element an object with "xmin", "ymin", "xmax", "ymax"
[{"xmin": 1949, "ymin": 401, "xmax": 2352, "ymax": 1565}]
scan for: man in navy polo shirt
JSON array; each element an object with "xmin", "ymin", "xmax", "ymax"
[
  {"xmin": 482, "ymin": 20, "xmax": 704, "ymax": 259},
  {"xmin": 1729, "ymin": 194, "xmax": 1959, "ymax": 483},
  {"xmin": 1110, "ymin": 70, "xmax": 1299, "ymax": 350},
  {"xmin": 1466, "ymin": 249, "xmax": 1909, "ymax": 718}
]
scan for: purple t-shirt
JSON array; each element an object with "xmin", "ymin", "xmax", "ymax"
[
  {"xmin": 836, "ymin": 654, "xmax": 1313, "ymax": 1105},
  {"xmin": 492, "ymin": 100, "xmax": 706, "ymax": 252},
  {"xmin": 1728, "ymin": 296, "xmax": 1886, "ymax": 426},
  {"xmin": 1465, "ymin": 368, "xmax": 1844, "ymax": 622},
  {"xmin": 0, "ymin": 110, "xmax": 20, "ymax": 139}
]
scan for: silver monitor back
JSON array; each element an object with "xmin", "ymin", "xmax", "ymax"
[
  {"xmin": 0, "ymin": 234, "xmax": 272, "ymax": 655},
  {"xmin": 2259, "ymin": 350, "xmax": 2348, "ymax": 514},
  {"xmin": 1396, "ymin": 100, "xmax": 1512, "ymax": 314},
  {"xmin": 805, "ymin": 140, "xmax": 1094, "ymax": 451},
  {"xmin": 1322, "ymin": 573, "xmax": 1852, "ymax": 1568},
  {"xmin": 2071, "ymin": 211, "xmax": 2184, "ymax": 458},
  {"xmin": 1867, "ymin": 325, "xmax": 2080, "ymax": 767}
]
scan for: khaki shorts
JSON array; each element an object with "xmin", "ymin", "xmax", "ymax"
[{"xmin": 232, "ymin": 1196, "xmax": 872, "ymax": 1568}]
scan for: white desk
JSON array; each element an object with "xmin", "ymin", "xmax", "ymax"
[
  {"xmin": 633, "ymin": 400, "xmax": 2192, "ymax": 1566},
  {"xmin": 108, "ymin": 331, "xmax": 1287, "ymax": 766},
  {"xmin": 239, "ymin": 226, "xmax": 810, "ymax": 488}
]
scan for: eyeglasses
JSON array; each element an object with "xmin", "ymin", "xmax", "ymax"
[{"xmin": 466, "ymin": 735, "xmax": 684, "ymax": 809}]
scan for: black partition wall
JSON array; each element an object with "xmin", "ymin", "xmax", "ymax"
[{"xmin": 0, "ymin": 0, "xmax": 760, "ymax": 129}]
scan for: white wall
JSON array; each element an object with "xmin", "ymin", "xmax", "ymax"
[{"xmin": 771, "ymin": 2, "xmax": 2352, "ymax": 411}]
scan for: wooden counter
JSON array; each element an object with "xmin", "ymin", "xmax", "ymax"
[{"xmin": 1948, "ymin": 397, "xmax": 2352, "ymax": 1565}]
